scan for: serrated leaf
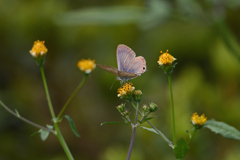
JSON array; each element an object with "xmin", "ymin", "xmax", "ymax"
[
  {"xmin": 204, "ymin": 119, "xmax": 240, "ymax": 140},
  {"xmin": 139, "ymin": 117, "xmax": 155, "ymax": 124},
  {"xmin": 38, "ymin": 129, "xmax": 50, "ymax": 141},
  {"xmin": 101, "ymin": 122, "xmax": 130, "ymax": 126},
  {"xmin": 64, "ymin": 115, "xmax": 80, "ymax": 137},
  {"xmin": 174, "ymin": 138, "xmax": 190, "ymax": 159},
  {"xmin": 140, "ymin": 126, "xmax": 159, "ymax": 135}
]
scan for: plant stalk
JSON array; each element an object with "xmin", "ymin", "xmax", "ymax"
[
  {"xmin": 40, "ymin": 66, "xmax": 74, "ymax": 160},
  {"xmin": 130, "ymin": 101, "xmax": 174, "ymax": 148},
  {"xmin": 126, "ymin": 102, "xmax": 139, "ymax": 160},
  {"xmin": 167, "ymin": 74, "xmax": 176, "ymax": 147},
  {"xmin": 57, "ymin": 74, "xmax": 88, "ymax": 120},
  {"xmin": 0, "ymin": 100, "xmax": 56, "ymax": 134}
]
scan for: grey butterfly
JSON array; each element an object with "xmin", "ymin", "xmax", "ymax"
[{"xmin": 97, "ymin": 44, "xmax": 147, "ymax": 82}]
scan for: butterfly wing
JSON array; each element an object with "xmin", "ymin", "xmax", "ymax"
[
  {"xmin": 96, "ymin": 64, "xmax": 119, "ymax": 77},
  {"xmin": 117, "ymin": 44, "xmax": 136, "ymax": 72},
  {"xmin": 118, "ymin": 71, "xmax": 138, "ymax": 79},
  {"xmin": 127, "ymin": 56, "xmax": 146, "ymax": 75}
]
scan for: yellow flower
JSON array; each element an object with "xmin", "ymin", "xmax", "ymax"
[
  {"xmin": 191, "ymin": 112, "xmax": 207, "ymax": 126},
  {"xmin": 29, "ymin": 40, "xmax": 48, "ymax": 57},
  {"xmin": 157, "ymin": 50, "xmax": 176, "ymax": 66},
  {"xmin": 77, "ymin": 58, "xmax": 96, "ymax": 74},
  {"xmin": 117, "ymin": 82, "xmax": 135, "ymax": 99}
]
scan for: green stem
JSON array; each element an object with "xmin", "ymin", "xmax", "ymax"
[
  {"xmin": 57, "ymin": 74, "xmax": 88, "ymax": 120},
  {"xmin": 147, "ymin": 121, "xmax": 174, "ymax": 149},
  {"xmin": 188, "ymin": 128, "xmax": 197, "ymax": 144},
  {"xmin": 40, "ymin": 66, "xmax": 74, "ymax": 160},
  {"xmin": 126, "ymin": 102, "xmax": 139, "ymax": 160},
  {"xmin": 167, "ymin": 74, "xmax": 177, "ymax": 147},
  {"xmin": 40, "ymin": 66, "xmax": 56, "ymax": 120},
  {"xmin": 0, "ymin": 100, "xmax": 56, "ymax": 134},
  {"xmin": 130, "ymin": 101, "xmax": 174, "ymax": 148}
]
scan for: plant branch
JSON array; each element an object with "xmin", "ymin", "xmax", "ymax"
[{"xmin": 0, "ymin": 100, "xmax": 56, "ymax": 134}]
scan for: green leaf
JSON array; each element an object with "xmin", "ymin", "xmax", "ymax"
[
  {"xmin": 64, "ymin": 115, "xmax": 80, "ymax": 137},
  {"xmin": 31, "ymin": 131, "xmax": 40, "ymax": 137},
  {"xmin": 101, "ymin": 122, "xmax": 130, "ymax": 126},
  {"xmin": 140, "ymin": 126, "xmax": 159, "ymax": 135},
  {"xmin": 38, "ymin": 125, "xmax": 53, "ymax": 141},
  {"xmin": 38, "ymin": 129, "xmax": 50, "ymax": 141},
  {"xmin": 174, "ymin": 138, "xmax": 190, "ymax": 159},
  {"xmin": 139, "ymin": 117, "xmax": 155, "ymax": 124},
  {"xmin": 204, "ymin": 119, "xmax": 240, "ymax": 140}
]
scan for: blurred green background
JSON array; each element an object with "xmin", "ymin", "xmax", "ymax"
[{"xmin": 0, "ymin": 0, "xmax": 240, "ymax": 159}]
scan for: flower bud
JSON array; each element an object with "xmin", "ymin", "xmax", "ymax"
[
  {"xmin": 121, "ymin": 110, "xmax": 130, "ymax": 118},
  {"xmin": 149, "ymin": 102, "xmax": 158, "ymax": 112},
  {"xmin": 142, "ymin": 104, "xmax": 150, "ymax": 112},
  {"xmin": 133, "ymin": 90, "xmax": 143, "ymax": 102},
  {"xmin": 116, "ymin": 103, "xmax": 126, "ymax": 113}
]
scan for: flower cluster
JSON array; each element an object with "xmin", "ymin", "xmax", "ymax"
[
  {"xmin": 116, "ymin": 103, "xmax": 130, "ymax": 118},
  {"xmin": 142, "ymin": 102, "xmax": 158, "ymax": 113},
  {"xmin": 77, "ymin": 58, "xmax": 96, "ymax": 74},
  {"xmin": 191, "ymin": 112, "xmax": 207, "ymax": 129},
  {"xmin": 157, "ymin": 50, "xmax": 177, "ymax": 74}
]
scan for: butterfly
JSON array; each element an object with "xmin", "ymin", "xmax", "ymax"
[{"xmin": 97, "ymin": 44, "xmax": 147, "ymax": 83}]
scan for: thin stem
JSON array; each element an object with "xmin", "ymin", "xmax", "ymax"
[
  {"xmin": 57, "ymin": 74, "xmax": 88, "ymax": 120},
  {"xmin": 147, "ymin": 121, "xmax": 174, "ymax": 149},
  {"xmin": 0, "ymin": 100, "xmax": 56, "ymax": 134},
  {"xmin": 126, "ymin": 102, "xmax": 139, "ymax": 160},
  {"xmin": 130, "ymin": 101, "xmax": 174, "ymax": 148},
  {"xmin": 40, "ymin": 66, "xmax": 56, "ymax": 120},
  {"xmin": 188, "ymin": 128, "xmax": 197, "ymax": 144},
  {"xmin": 167, "ymin": 74, "xmax": 177, "ymax": 147},
  {"xmin": 40, "ymin": 66, "xmax": 74, "ymax": 160}
]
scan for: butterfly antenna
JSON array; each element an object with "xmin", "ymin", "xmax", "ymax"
[{"xmin": 110, "ymin": 78, "xmax": 117, "ymax": 90}]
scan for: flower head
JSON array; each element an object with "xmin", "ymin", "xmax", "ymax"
[
  {"xmin": 77, "ymin": 58, "xmax": 96, "ymax": 74},
  {"xmin": 29, "ymin": 40, "xmax": 48, "ymax": 66},
  {"xmin": 117, "ymin": 82, "xmax": 135, "ymax": 99},
  {"xmin": 30, "ymin": 40, "xmax": 48, "ymax": 57},
  {"xmin": 157, "ymin": 50, "xmax": 176, "ymax": 66},
  {"xmin": 157, "ymin": 50, "xmax": 177, "ymax": 74},
  {"xmin": 191, "ymin": 112, "xmax": 207, "ymax": 128}
]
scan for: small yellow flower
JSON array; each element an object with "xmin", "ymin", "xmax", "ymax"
[
  {"xmin": 29, "ymin": 40, "xmax": 48, "ymax": 57},
  {"xmin": 77, "ymin": 58, "xmax": 96, "ymax": 74},
  {"xmin": 117, "ymin": 82, "xmax": 135, "ymax": 99},
  {"xmin": 191, "ymin": 112, "xmax": 207, "ymax": 126},
  {"xmin": 157, "ymin": 50, "xmax": 176, "ymax": 66}
]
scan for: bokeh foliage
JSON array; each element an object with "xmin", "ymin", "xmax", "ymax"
[{"xmin": 0, "ymin": 0, "xmax": 240, "ymax": 159}]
